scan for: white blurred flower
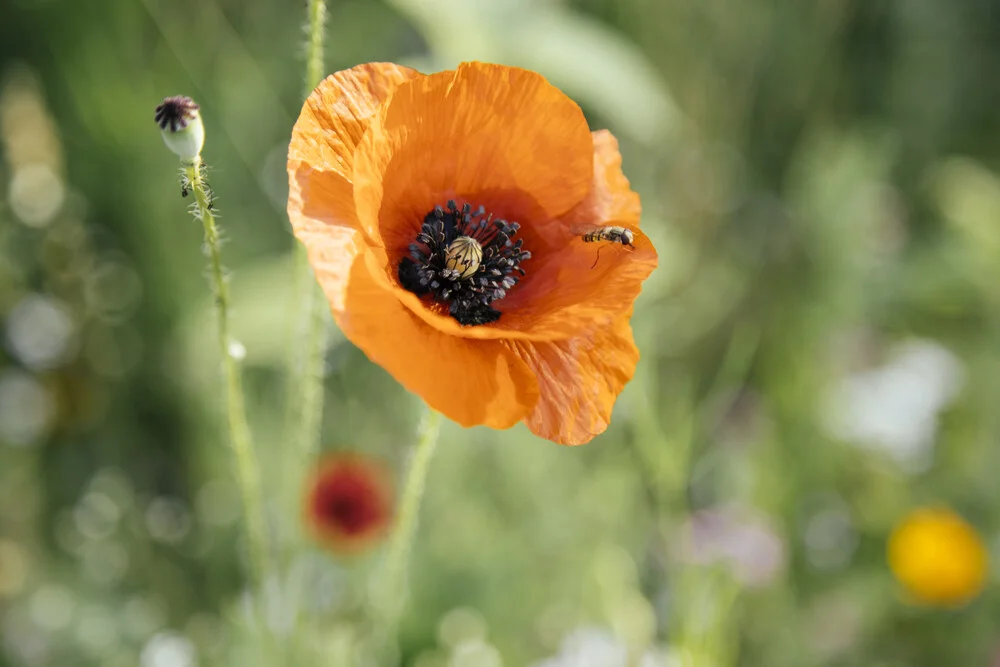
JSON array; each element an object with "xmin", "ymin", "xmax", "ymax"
[
  {"xmin": 5, "ymin": 294, "xmax": 76, "ymax": 370},
  {"xmin": 450, "ymin": 638, "xmax": 503, "ymax": 667},
  {"xmin": 534, "ymin": 627, "xmax": 671, "ymax": 667},
  {"xmin": 140, "ymin": 632, "xmax": 196, "ymax": 667},
  {"xmin": 825, "ymin": 339, "xmax": 963, "ymax": 472},
  {"xmin": 227, "ymin": 340, "xmax": 246, "ymax": 361}
]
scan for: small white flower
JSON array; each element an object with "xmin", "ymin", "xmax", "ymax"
[
  {"xmin": 534, "ymin": 627, "xmax": 671, "ymax": 667},
  {"xmin": 824, "ymin": 339, "xmax": 964, "ymax": 472},
  {"xmin": 140, "ymin": 632, "xmax": 196, "ymax": 667},
  {"xmin": 155, "ymin": 96, "xmax": 204, "ymax": 162}
]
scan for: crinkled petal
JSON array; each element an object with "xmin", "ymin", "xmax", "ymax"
[
  {"xmin": 288, "ymin": 62, "xmax": 421, "ymax": 242},
  {"xmin": 562, "ymin": 130, "xmax": 642, "ymax": 231},
  {"xmin": 508, "ymin": 313, "xmax": 639, "ymax": 445},
  {"xmin": 294, "ymin": 221, "xmax": 363, "ymax": 314},
  {"xmin": 353, "ymin": 61, "xmax": 594, "ymax": 254},
  {"xmin": 498, "ymin": 130, "xmax": 657, "ymax": 335},
  {"xmin": 322, "ymin": 247, "xmax": 539, "ymax": 429}
]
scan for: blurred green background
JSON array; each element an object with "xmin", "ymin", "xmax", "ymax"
[{"xmin": 3, "ymin": 0, "xmax": 1000, "ymax": 665}]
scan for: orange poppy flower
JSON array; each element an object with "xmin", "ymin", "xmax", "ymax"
[
  {"xmin": 287, "ymin": 62, "xmax": 657, "ymax": 445},
  {"xmin": 303, "ymin": 454, "xmax": 394, "ymax": 553}
]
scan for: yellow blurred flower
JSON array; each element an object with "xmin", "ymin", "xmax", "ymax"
[{"xmin": 887, "ymin": 507, "xmax": 989, "ymax": 607}]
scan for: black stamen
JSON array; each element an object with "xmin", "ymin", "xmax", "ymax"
[{"xmin": 397, "ymin": 200, "xmax": 530, "ymax": 326}]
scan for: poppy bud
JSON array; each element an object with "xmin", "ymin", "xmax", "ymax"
[{"xmin": 155, "ymin": 95, "xmax": 204, "ymax": 162}]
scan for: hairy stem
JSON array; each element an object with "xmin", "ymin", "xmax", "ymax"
[
  {"xmin": 373, "ymin": 408, "xmax": 443, "ymax": 661},
  {"xmin": 305, "ymin": 0, "xmax": 328, "ymax": 95},
  {"xmin": 185, "ymin": 158, "xmax": 269, "ymax": 587},
  {"xmin": 283, "ymin": 0, "xmax": 328, "ymax": 516}
]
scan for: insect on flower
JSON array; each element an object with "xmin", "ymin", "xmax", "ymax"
[
  {"xmin": 287, "ymin": 61, "xmax": 659, "ymax": 444},
  {"xmin": 579, "ymin": 225, "xmax": 636, "ymax": 268}
]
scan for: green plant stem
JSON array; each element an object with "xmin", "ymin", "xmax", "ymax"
[
  {"xmin": 373, "ymin": 408, "xmax": 443, "ymax": 659},
  {"xmin": 282, "ymin": 3, "xmax": 330, "ymax": 650},
  {"xmin": 185, "ymin": 158, "xmax": 269, "ymax": 588},
  {"xmin": 283, "ymin": 0, "xmax": 328, "ymax": 511},
  {"xmin": 305, "ymin": 0, "xmax": 327, "ymax": 94},
  {"xmin": 285, "ymin": 244, "xmax": 326, "ymax": 479}
]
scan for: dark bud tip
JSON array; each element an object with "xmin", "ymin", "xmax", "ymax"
[{"xmin": 155, "ymin": 95, "xmax": 200, "ymax": 133}]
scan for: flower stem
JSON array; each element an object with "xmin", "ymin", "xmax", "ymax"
[
  {"xmin": 185, "ymin": 158, "xmax": 269, "ymax": 587},
  {"xmin": 372, "ymin": 408, "xmax": 443, "ymax": 659},
  {"xmin": 285, "ymin": 246, "xmax": 327, "ymax": 478},
  {"xmin": 305, "ymin": 0, "xmax": 327, "ymax": 95},
  {"xmin": 283, "ymin": 0, "xmax": 328, "ymax": 517},
  {"xmin": 282, "ymin": 3, "xmax": 330, "ymax": 650}
]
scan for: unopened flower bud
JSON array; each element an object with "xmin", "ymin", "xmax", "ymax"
[{"xmin": 155, "ymin": 95, "xmax": 204, "ymax": 161}]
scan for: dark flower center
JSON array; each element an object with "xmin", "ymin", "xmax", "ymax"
[
  {"xmin": 325, "ymin": 494, "xmax": 368, "ymax": 534},
  {"xmin": 398, "ymin": 200, "xmax": 530, "ymax": 326},
  {"xmin": 315, "ymin": 476, "xmax": 382, "ymax": 536},
  {"xmin": 154, "ymin": 96, "xmax": 200, "ymax": 133}
]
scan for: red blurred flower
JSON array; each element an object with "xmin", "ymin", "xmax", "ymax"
[{"xmin": 303, "ymin": 454, "xmax": 394, "ymax": 553}]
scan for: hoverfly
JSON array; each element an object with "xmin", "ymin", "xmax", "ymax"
[{"xmin": 578, "ymin": 225, "xmax": 636, "ymax": 268}]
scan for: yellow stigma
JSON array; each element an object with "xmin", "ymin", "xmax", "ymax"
[
  {"xmin": 887, "ymin": 506, "xmax": 989, "ymax": 607},
  {"xmin": 444, "ymin": 236, "xmax": 483, "ymax": 280}
]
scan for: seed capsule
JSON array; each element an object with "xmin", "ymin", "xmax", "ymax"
[
  {"xmin": 155, "ymin": 95, "xmax": 205, "ymax": 162},
  {"xmin": 444, "ymin": 235, "xmax": 483, "ymax": 280}
]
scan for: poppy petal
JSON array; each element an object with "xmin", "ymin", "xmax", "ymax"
[
  {"xmin": 508, "ymin": 314, "xmax": 639, "ymax": 445},
  {"xmin": 353, "ymin": 61, "xmax": 594, "ymax": 253},
  {"xmin": 561, "ymin": 130, "xmax": 642, "ymax": 233},
  {"xmin": 324, "ymin": 248, "xmax": 540, "ymax": 429},
  {"xmin": 293, "ymin": 220, "xmax": 363, "ymax": 313},
  {"xmin": 491, "ymin": 130, "xmax": 658, "ymax": 335},
  {"xmin": 288, "ymin": 62, "xmax": 421, "ymax": 241}
]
